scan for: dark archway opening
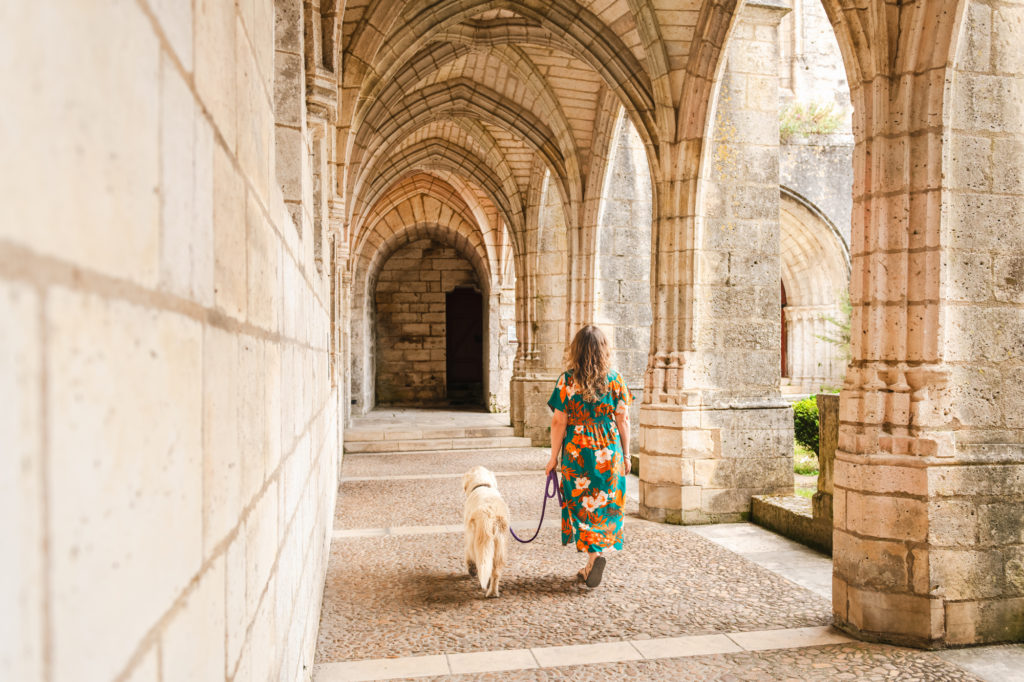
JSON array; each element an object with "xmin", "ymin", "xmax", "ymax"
[
  {"xmin": 781, "ymin": 281, "xmax": 788, "ymax": 378},
  {"xmin": 445, "ymin": 287, "xmax": 483, "ymax": 405}
]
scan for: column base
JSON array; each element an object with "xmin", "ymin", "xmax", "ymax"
[
  {"xmin": 509, "ymin": 376, "xmax": 557, "ymax": 445},
  {"xmin": 637, "ymin": 401, "xmax": 794, "ymax": 524},
  {"xmin": 811, "ymin": 490, "xmax": 833, "ymax": 522},
  {"xmin": 832, "ymin": 578, "xmax": 946, "ymax": 649}
]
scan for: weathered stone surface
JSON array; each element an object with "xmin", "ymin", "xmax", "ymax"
[
  {"xmin": 0, "ymin": 283, "xmax": 43, "ymax": 682},
  {"xmin": 162, "ymin": 556, "xmax": 226, "ymax": 682},
  {"xmin": 48, "ymin": 291, "xmax": 203, "ymax": 682},
  {"xmin": 752, "ymin": 495, "xmax": 832, "ymax": 554}
]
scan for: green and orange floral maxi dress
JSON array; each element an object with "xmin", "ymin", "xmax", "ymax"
[{"xmin": 548, "ymin": 370, "xmax": 632, "ymax": 552}]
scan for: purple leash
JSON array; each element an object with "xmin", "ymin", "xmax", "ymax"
[{"xmin": 510, "ymin": 469, "xmax": 564, "ymax": 543}]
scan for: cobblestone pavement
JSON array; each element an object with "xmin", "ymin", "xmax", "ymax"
[
  {"xmin": 405, "ymin": 644, "xmax": 982, "ymax": 681},
  {"xmin": 316, "ymin": 521, "xmax": 833, "ymax": 662},
  {"xmin": 315, "ymin": 411, "xmax": 992, "ymax": 681},
  {"xmin": 334, "ymin": 473, "xmax": 606, "ymax": 529}
]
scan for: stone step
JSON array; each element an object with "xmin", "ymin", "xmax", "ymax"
[
  {"xmin": 343, "ymin": 435, "xmax": 532, "ymax": 454},
  {"xmin": 344, "ymin": 425, "xmax": 515, "ymax": 443}
]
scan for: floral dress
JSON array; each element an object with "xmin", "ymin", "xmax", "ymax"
[{"xmin": 547, "ymin": 370, "xmax": 633, "ymax": 552}]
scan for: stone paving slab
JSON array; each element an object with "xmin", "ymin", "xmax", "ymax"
[
  {"xmin": 315, "ymin": 521, "xmax": 832, "ymax": 663},
  {"xmin": 688, "ymin": 523, "xmax": 833, "ymax": 599},
  {"xmin": 335, "ymin": 473, "xmax": 633, "ymax": 530},
  {"xmin": 397, "ymin": 643, "xmax": 982, "ymax": 681},
  {"xmin": 340, "ymin": 448, "xmax": 549, "ymax": 477}
]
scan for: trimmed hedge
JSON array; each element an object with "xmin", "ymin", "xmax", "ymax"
[{"xmin": 793, "ymin": 397, "xmax": 819, "ymax": 455}]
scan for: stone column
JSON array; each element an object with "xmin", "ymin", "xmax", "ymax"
[
  {"xmin": 638, "ymin": 1, "xmax": 793, "ymax": 524},
  {"xmin": 832, "ymin": 0, "xmax": 1024, "ymax": 648},
  {"xmin": 510, "ymin": 170, "xmax": 569, "ymax": 444},
  {"xmin": 814, "ymin": 393, "xmax": 837, "ymax": 523},
  {"xmin": 786, "ymin": 305, "xmax": 841, "ymax": 390},
  {"xmin": 485, "ymin": 279, "xmax": 515, "ymax": 412}
]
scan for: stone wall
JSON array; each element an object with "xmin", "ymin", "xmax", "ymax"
[
  {"xmin": 594, "ymin": 111, "xmax": 654, "ymax": 388},
  {"xmin": 780, "ymin": 140, "xmax": 854, "ymax": 248},
  {"xmin": 373, "ymin": 239, "xmax": 479, "ymax": 405},
  {"xmin": 778, "ymin": 0, "xmax": 851, "ymax": 109},
  {"xmin": 0, "ymin": 2, "xmax": 338, "ymax": 681}
]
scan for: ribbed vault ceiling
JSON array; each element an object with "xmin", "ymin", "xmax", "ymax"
[{"xmin": 340, "ymin": 0, "xmax": 701, "ymax": 269}]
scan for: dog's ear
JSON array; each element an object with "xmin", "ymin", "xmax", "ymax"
[{"xmin": 461, "ymin": 469, "xmax": 473, "ymax": 494}]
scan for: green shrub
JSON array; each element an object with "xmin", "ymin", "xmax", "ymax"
[
  {"xmin": 779, "ymin": 100, "xmax": 844, "ymax": 142},
  {"xmin": 793, "ymin": 397, "xmax": 819, "ymax": 455}
]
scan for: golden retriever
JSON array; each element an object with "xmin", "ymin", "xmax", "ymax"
[{"xmin": 461, "ymin": 466, "xmax": 510, "ymax": 598}]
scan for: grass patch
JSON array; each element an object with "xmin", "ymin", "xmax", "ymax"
[
  {"xmin": 794, "ymin": 440, "xmax": 819, "ymax": 476},
  {"xmin": 795, "ymin": 487, "xmax": 815, "ymax": 499}
]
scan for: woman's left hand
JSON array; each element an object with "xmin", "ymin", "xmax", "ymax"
[{"xmin": 545, "ymin": 455, "xmax": 558, "ymax": 476}]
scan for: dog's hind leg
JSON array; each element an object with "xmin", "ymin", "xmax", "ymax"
[
  {"xmin": 464, "ymin": 523, "xmax": 477, "ymax": 576},
  {"xmin": 486, "ymin": 520, "xmax": 507, "ymax": 598},
  {"xmin": 486, "ymin": 568, "xmax": 500, "ymax": 598}
]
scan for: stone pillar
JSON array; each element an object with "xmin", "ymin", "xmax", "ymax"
[
  {"xmin": 510, "ymin": 170, "xmax": 569, "ymax": 444},
  {"xmin": 813, "ymin": 393, "xmax": 837, "ymax": 523},
  {"xmin": 638, "ymin": 1, "xmax": 793, "ymax": 524},
  {"xmin": 832, "ymin": 0, "xmax": 1024, "ymax": 648},
  {"xmin": 485, "ymin": 278, "xmax": 516, "ymax": 412}
]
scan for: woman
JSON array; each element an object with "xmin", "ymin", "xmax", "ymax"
[{"xmin": 545, "ymin": 325, "xmax": 632, "ymax": 587}]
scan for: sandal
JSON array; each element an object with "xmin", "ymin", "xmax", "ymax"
[{"xmin": 584, "ymin": 556, "xmax": 606, "ymax": 588}]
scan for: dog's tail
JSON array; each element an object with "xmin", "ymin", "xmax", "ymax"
[{"xmin": 473, "ymin": 511, "xmax": 508, "ymax": 592}]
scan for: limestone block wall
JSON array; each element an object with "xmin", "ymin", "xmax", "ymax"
[
  {"xmin": 0, "ymin": 2, "xmax": 338, "ymax": 681},
  {"xmin": 779, "ymin": 140, "xmax": 854, "ymax": 248},
  {"xmin": 534, "ymin": 173, "xmax": 571, "ymax": 373},
  {"xmin": 373, "ymin": 239, "xmax": 478, "ymax": 405},
  {"xmin": 594, "ymin": 110, "xmax": 654, "ymax": 388},
  {"xmin": 778, "ymin": 0, "xmax": 851, "ymax": 109}
]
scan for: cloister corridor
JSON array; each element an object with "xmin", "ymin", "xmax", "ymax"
[
  {"xmin": 313, "ymin": 408, "xmax": 1021, "ymax": 680},
  {"xmin": 4, "ymin": 0, "xmax": 1024, "ymax": 681}
]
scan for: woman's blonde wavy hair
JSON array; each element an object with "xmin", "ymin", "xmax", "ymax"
[{"xmin": 567, "ymin": 325, "xmax": 611, "ymax": 402}]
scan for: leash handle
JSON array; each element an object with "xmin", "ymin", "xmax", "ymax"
[{"xmin": 509, "ymin": 469, "xmax": 562, "ymax": 544}]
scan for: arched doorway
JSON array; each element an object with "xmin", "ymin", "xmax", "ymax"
[
  {"xmin": 445, "ymin": 287, "xmax": 483, "ymax": 405},
  {"xmin": 373, "ymin": 238, "xmax": 483, "ymax": 406},
  {"xmin": 780, "ymin": 191, "xmax": 850, "ymax": 393}
]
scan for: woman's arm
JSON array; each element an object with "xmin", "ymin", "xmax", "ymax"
[
  {"xmin": 547, "ymin": 409, "xmax": 568, "ymax": 475},
  {"xmin": 615, "ymin": 405, "xmax": 631, "ymax": 475}
]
